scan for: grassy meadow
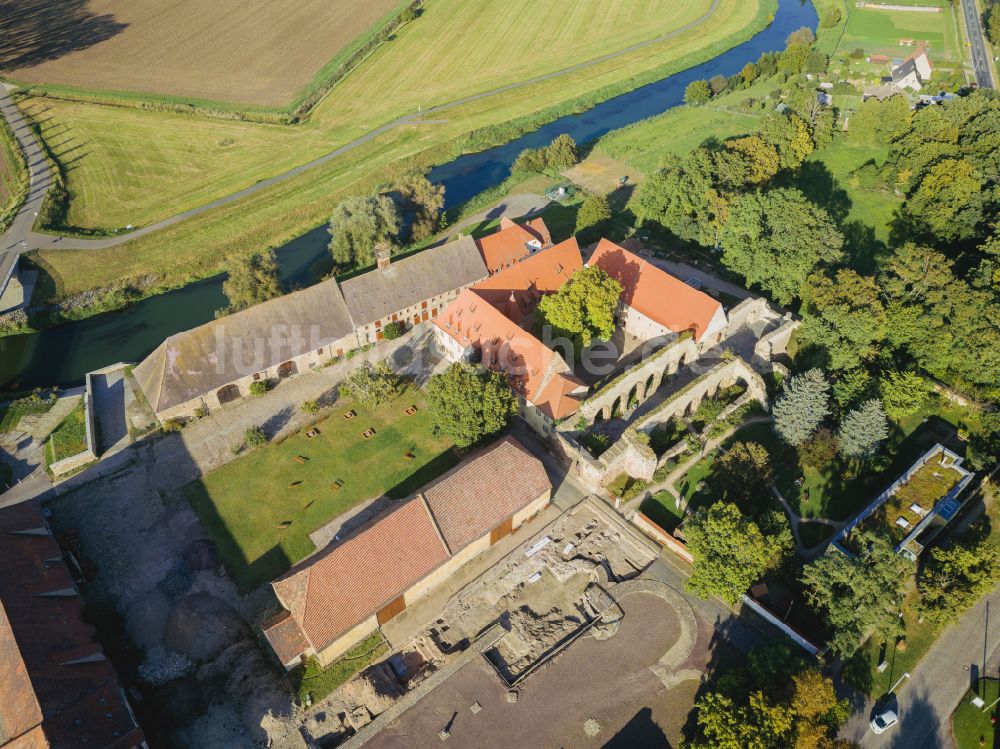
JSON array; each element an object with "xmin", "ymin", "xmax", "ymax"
[
  {"xmin": 183, "ymin": 388, "xmax": 456, "ymax": 591},
  {"xmin": 0, "ymin": 116, "xmax": 28, "ymax": 232},
  {"xmin": 20, "ymin": 0, "xmax": 760, "ymax": 231},
  {"xmin": 28, "ymin": 0, "xmax": 773, "ymax": 304},
  {"xmin": 839, "ymin": 3, "xmax": 961, "ymax": 65}
]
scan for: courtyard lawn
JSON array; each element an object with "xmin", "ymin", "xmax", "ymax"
[
  {"xmin": 952, "ymin": 678, "xmax": 999, "ymax": 749},
  {"xmin": 45, "ymin": 399, "xmax": 88, "ymax": 464},
  {"xmin": 845, "ymin": 587, "xmax": 939, "ymax": 697},
  {"xmin": 639, "ymin": 490, "xmax": 686, "ymax": 533},
  {"xmin": 184, "ymin": 387, "xmax": 456, "ymax": 591}
]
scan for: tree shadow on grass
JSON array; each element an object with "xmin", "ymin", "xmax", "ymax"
[
  {"xmin": 784, "ymin": 160, "xmax": 853, "ymax": 225},
  {"xmin": 0, "ymin": 0, "xmax": 127, "ymax": 70}
]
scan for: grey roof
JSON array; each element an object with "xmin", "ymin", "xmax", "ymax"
[
  {"xmin": 134, "ymin": 277, "xmax": 354, "ymax": 413},
  {"xmin": 892, "ymin": 59, "xmax": 919, "ymax": 84},
  {"xmin": 340, "ymin": 236, "xmax": 487, "ymax": 327}
]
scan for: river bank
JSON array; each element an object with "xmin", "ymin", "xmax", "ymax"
[{"xmin": 1, "ymin": 0, "xmax": 817, "ymax": 392}]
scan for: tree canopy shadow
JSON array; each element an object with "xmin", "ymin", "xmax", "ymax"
[
  {"xmin": 602, "ymin": 707, "xmax": 673, "ymax": 748},
  {"xmin": 0, "ymin": 0, "xmax": 127, "ymax": 71},
  {"xmin": 783, "ymin": 160, "xmax": 852, "ymax": 225}
]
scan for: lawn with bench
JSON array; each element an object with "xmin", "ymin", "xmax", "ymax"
[
  {"xmin": 184, "ymin": 386, "xmax": 456, "ymax": 591},
  {"xmin": 952, "ymin": 678, "xmax": 998, "ymax": 749}
]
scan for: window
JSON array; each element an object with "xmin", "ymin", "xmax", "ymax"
[
  {"xmin": 253, "ymin": 373, "xmax": 261, "ymax": 381},
  {"xmin": 375, "ymin": 320, "xmax": 382, "ymax": 329},
  {"xmin": 317, "ymin": 348, "xmax": 324, "ymax": 355},
  {"xmin": 421, "ymin": 301, "xmax": 427, "ymax": 309},
  {"xmin": 392, "ymin": 313, "xmax": 398, "ymax": 322}
]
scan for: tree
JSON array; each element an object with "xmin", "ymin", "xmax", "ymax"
[
  {"xmin": 819, "ymin": 5, "xmax": 842, "ymax": 29},
  {"xmin": 689, "ymin": 691, "xmax": 794, "ymax": 749},
  {"xmin": 838, "ymin": 399, "xmax": 889, "ymax": 459},
  {"xmin": 339, "ymin": 360, "xmax": 402, "ymax": 408},
  {"xmin": 328, "ymin": 195, "xmax": 401, "ymax": 268},
  {"xmin": 221, "ymin": 250, "xmax": 281, "ymax": 314},
  {"xmin": 989, "ymin": 4, "xmax": 1000, "ymax": 46},
  {"xmin": 685, "ymin": 79, "xmax": 713, "ymax": 104},
  {"xmin": 799, "ymin": 270, "xmax": 887, "ymax": 372},
  {"xmin": 759, "ymin": 111, "xmax": 815, "ymax": 170},
  {"xmin": 878, "ymin": 370, "xmax": 931, "ymax": 419},
  {"xmin": 392, "ymin": 173, "xmax": 445, "ymax": 241},
  {"xmin": 248, "ymin": 380, "xmax": 269, "ymax": 397},
  {"xmin": 802, "ymin": 531, "xmax": 913, "ymax": 656},
  {"xmin": 300, "ymin": 400, "xmax": 320, "ymax": 414},
  {"xmin": 426, "ymin": 363, "xmax": 517, "ymax": 447},
  {"xmin": 545, "ymin": 134, "xmax": 579, "ymax": 169},
  {"xmin": 538, "ymin": 266, "xmax": 622, "ymax": 348},
  {"xmin": 790, "ymin": 669, "xmax": 851, "ymax": 749},
  {"xmin": 799, "ymin": 427, "xmax": 838, "ymax": 468},
  {"xmin": 684, "ymin": 503, "xmax": 786, "ymax": 606},
  {"xmin": 244, "ymin": 425, "xmax": 267, "ymax": 449},
  {"xmin": 381, "ymin": 321, "xmax": 405, "ymax": 340},
  {"xmin": 714, "ymin": 136, "xmax": 780, "ymax": 190},
  {"xmin": 918, "ymin": 530, "xmax": 1000, "ymax": 630},
  {"xmin": 713, "ymin": 441, "xmax": 774, "ymax": 515},
  {"xmin": 574, "ymin": 192, "xmax": 611, "ymax": 239},
  {"xmin": 905, "ymin": 158, "xmax": 987, "ymax": 243},
  {"xmin": 772, "ymin": 369, "xmax": 832, "ymax": 446},
  {"xmin": 709, "ymin": 74, "xmax": 729, "ymax": 95},
  {"xmin": 721, "ymin": 188, "xmax": 844, "ymax": 305},
  {"xmin": 832, "ymin": 368, "xmax": 873, "ymax": 409},
  {"xmin": 633, "ymin": 149, "xmax": 725, "ymax": 246},
  {"xmin": 511, "ymin": 147, "xmax": 548, "ymax": 174},
  {"xmin": 738, "ymin": 62, "xmax": 760, "ymax": 87}
]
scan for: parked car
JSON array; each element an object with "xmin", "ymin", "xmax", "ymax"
[
  {"xmin": 870, "ymin": 707, "xmax": 898, "ymax": 734},
  {"xmin": 684, "ymin": 277, "xmax": 703, "ymax": 290}
]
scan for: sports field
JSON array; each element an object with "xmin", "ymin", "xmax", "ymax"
[
  {"xmin": 20, "ymin": 0, "xmax": 761, "ymax": 232},
  {"xmin": 839, "ymin": 2, "xmax": 961, "ymax": 65},
  {"xmin": 0, "ymin": 0, "xmax": 405, "ymax": 106}
]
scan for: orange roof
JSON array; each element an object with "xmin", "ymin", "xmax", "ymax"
[
  {"xmin": 588, "ymin": 239, "xmax": 724, "ymax": 342},
  {"xmin": 434, "ymin": 288, "xmax": 583, "ymax": 419},
  {"xmin": 270, "ymin": 496, "xmax": 449, "ymax": 654},
  {"xmin": 472, "ymin": 236, "xmax": 582, "ymax": 316},
  {"xmin": 422, "ymin": 437, "xmax": 551, "ymax": 552},
  {"xmin": 476, "ymin": 216, "xmax": 552, "ymax": 273}
]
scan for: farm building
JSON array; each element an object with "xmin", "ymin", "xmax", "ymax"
[
  {"xmin": 263, "ymin": 437, "xmax": 552, "ymax": 669},
  {"xmin": 339, "ymin": 235, "xmax": 488, "ymax": 345},
  {"xmin": 134, "ymin": 277, "xmax": 357, "ymax": 421},
  {"xmin": 0, "ymin": 500, "xmax": 147, "ymax": 749},
  {"xmin": 476, "ymin": 216, "xmax": 553, "ymax": 274},
  {"xmin": 588, "ymin": 239, "xmax": 728, "ymax": 344},
  {"xmin": 891, "ymin": 46, "xmax": 932, "ymax": 90}
]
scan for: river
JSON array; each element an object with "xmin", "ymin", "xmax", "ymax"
[{"xmin": 0, "ymin": 0, "xmax": 817, "ymax": 392}]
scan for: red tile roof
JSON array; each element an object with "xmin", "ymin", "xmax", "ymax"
[
  {"xmin": 588, "ymin": 239, "xmax": 725, "ymax": 342},
  {"xmin": 476, "ymin": 217, "xmax": 553, "ymax": 273},
  {"xmin": 265, "ymin": 438, "xmax": 552, "ymax": 664},
  {"xmin": 270, "ymin": 497, "xmax": 448, "ymax": 655},
  {"xmin": 422, "ymin": 437, "xmax": 551, "ymax": 552},
  {"xmin": 0, "ymin": 501, "xmax": 145, "ymax": 749},
  {"xmin": 434, "ymin": 288, "xmax": 584, "ymax": 419},
  {"xmin": 471, "ymin": 237, "xmax": 582, "ymax": 316}
]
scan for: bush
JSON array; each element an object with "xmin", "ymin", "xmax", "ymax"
[
  {"xmin": 161, "ymin": 418, "xmax": 184, "ymax": 433},
  {"xmin": 249, "ymin": 380, "xmax": 269, "ymax": 397},
  {"xmin": 382, "ymin": 321, "xmax": 405, "ymax": 340},
  {"xmin": 193, "ymin": 404, "xmax": 209, "ymax": 419},
  {"xmin": 244, "ymin": 425, "xmax": 267, "ymax": 449},
  {"xmin": 799, "ymin": 427, "xmax": 838, "ymax": 467},
  {"xmin": 301, "ymin": 400, "xmax": 320, "ymax": 414}
]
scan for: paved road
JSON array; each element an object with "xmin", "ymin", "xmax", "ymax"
[
  {"xmin": 0, "ymin": 0, "xmax": 724, "ymax": 256},
  {"xmin": 0, "ymin": 84, "xmax": 54, "ymax": 286},
  {"xmin": 840, "ymin": 586, "xmax": 1000, "ymax": 748},
  {"xmin": 961, "ymin": 0, "xmax": 996, "ymax": 89}
]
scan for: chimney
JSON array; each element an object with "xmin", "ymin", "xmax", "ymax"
[{"xmin": 375, "ymin": 242, "xmax": 392, "ymax": 270}]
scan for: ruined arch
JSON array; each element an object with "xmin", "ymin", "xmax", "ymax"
[
  {"xmin": 644, "ymin": 373, "xmax": 656, "ymax": 399},
  {"xmin": 277, "ymin": 360, "xmax": 298, "ymax": 378},
  {"xmin": 216, "ymin": 383, "xmax": 240, "ymax": 405},
  {"xmin": 611, "ymin": 396, "xmax": 623, "ymax": 419}
]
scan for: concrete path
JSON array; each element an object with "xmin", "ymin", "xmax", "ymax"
[
  {"xmin": 960, "ymin": 0, "xmax": 995, "ymax": 89},
  {"xmin": 840, "ymin": 586, "xmax": 1000, "ymax": 749},
  {"xmin": 91, "ymin": 369, "xmax": 130, "ymax": 456},
  {"xmin": 2, "ymin": 0, "xmax": 725, "ymax": 254}
]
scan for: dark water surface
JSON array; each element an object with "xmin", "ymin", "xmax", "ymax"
[{"xmin": 0, "ymin": 0, "xmax": 817, "ymax": 392}]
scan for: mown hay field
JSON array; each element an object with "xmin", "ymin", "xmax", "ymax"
[
  {"xmin": 0, "ymin": 0, "xmax": 405, "ymax": 107},
  {"xmin": 22, "ymin": 0, "xmax": 756, "ymax": 232},
  {"xmin": 30, "ymin": 0, "xmax": 771, "ymax": 300},
  {"xmin": 838, "ymin": 3, "xmax": 961, "ymax": 65}
]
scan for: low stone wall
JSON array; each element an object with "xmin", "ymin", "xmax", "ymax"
[{"xmin": 631, "ymin": 512, "xmax": 694, "ymax": 564}]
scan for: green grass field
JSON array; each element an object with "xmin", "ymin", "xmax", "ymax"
[
  {"xmin": 0, "ymin": 115, "xmax": 28, "ymax": 232},
  {"xmin": 839, "ymin": 3, "xmax": 960, "ymax": 64},
  {"xmin": 183, "ymin": 387, "xmax": 456, "ymax": 591},
  {"xmin": 25, "ymin": 0, "xmax": 773, "ymax": 305},
  {"xmin": 639, "ymin": 489, "xmax": 687, "ymax": 533},
  {"xmin": 45, "ymin": 398, "xmax": 88, "ymax": 463},
  {"xmin": 952, "ymin": 678, "xmax": 999, "ymax": 749}
]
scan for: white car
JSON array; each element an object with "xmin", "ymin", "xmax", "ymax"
[{"xmin": 870, "ymin": 707, "xmax": 898, "ymax": 734}]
